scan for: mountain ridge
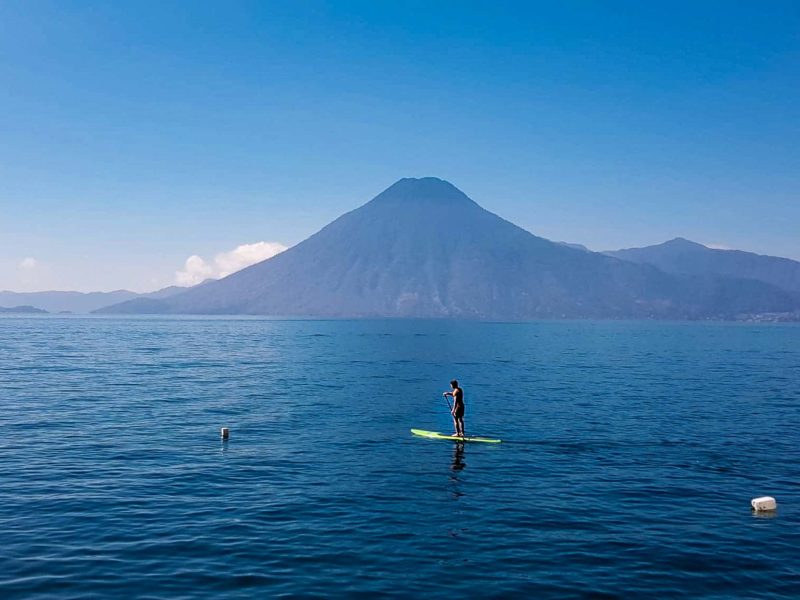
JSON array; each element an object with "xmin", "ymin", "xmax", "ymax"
[
  {"xmin": 0, "ymin": 284, "xmax": 195, "ymax": 314},
  {"xmin": 606, "ymin": 238, "xmax": 800, "ymax": 294},
  {"xmin": 98, "ymin": 178, "xmax": 800, "ymax": 320}
]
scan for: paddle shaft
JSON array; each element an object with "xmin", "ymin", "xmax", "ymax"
[{"xmin": 443, "ymin": 393, "xmax": 452, "ymax": 413}]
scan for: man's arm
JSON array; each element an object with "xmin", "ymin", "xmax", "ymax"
[{"xmin": 444, "ymin": 391, "xmax": 455, "ymax": 415}]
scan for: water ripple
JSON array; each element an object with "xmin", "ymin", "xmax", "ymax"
[{"xmin": 0, "ymin": 316, "xmax": 798, "ymax": 598}]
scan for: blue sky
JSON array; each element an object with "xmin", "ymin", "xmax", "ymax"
[{"xmin": 1, "ymin": 1, "xmax": 798, "ymax": 292}]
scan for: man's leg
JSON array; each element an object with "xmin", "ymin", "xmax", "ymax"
[
  {"xmin": 452, "ymin": 414, "xmax": 459, "ymax": 436},
  {"xmin": 457, "ymin": 416, "xmax": 465, "ymax": 437}
]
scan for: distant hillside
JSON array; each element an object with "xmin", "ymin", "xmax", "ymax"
[
  {"xmin": 0, "ymin": 305, "xmax": 48, "ymax": 314},
  {"xmin": 0, "ymin": 285, "xmax": 191, "ymax": 314},
  {"xmin": 557, "ymin": 242, "xmax": 591, "ymax": 252},
  {"xmin": 606, "ymin": 238, "xmax": 800, "ymax": 293},
  {"xmin": 99, "ymin": 178, "xmax": 800, "ymax": 320}
]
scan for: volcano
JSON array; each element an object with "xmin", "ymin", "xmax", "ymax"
[{"xmin": 99, "ymin": 178, "xmax": 800, "ymax": 319}]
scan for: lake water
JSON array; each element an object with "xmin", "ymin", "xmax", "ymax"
[{"xmin": 1, "ymin": 316, "xmax": 799, "ymax": 598}]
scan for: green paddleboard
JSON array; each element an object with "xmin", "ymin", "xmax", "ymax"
[{"xmin": 411, "ymin": 429, "xmax": 502, "ymax": 443}]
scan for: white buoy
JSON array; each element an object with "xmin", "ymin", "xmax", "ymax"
[
  {"xmin": 751, "ymin": 496, "xmax": 777, "ymax": 511},
  {"xmin": 220, "ymin": 427, "xmax": 230, "ymax": 440}
]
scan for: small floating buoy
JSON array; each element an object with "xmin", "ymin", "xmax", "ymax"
[
  {"xmin": 220, "ymin": 427, "xmax": 230, "ymax": 440},
  {"xmin": 751, "ymin": 496, "xmax": 777, "ymax": 511}
]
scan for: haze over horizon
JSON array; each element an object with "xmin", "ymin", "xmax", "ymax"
[{"xmin": 2, "ymin": 2, "xmax": 799, "ymax": 292}]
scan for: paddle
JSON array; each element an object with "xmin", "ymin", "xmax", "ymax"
[{"xmin": 442, "ymin": 392, "xmax": 452, "ymax": 413}]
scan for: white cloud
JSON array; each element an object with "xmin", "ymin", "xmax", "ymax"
[
  {"xmin": 175, "ymin": 241, "xmax": 287, "ymax": 286},
  {"xmin": 176, "ymin": 255, "xmax": 215, "ymax": 286},
  {"xmin": 19, "ymin": 257, "xmax": 38, "ymax": 270},
  {"xmin": 215, "ymin": 242, "xmax": 288, "ymax": 277},
  {"xmin": 705, "ymin": 243, "xmax": 732, "ymax": 250}
]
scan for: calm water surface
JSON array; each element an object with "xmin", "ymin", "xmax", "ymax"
[{"xmin": 1, "ymin": 316, "xmax": 799, "ymax": 598}]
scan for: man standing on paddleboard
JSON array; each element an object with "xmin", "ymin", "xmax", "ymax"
[{"xmin": 443, "ymin": 379, "xmax": 465, "ymax": 437}]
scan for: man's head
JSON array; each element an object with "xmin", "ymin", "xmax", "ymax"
[{"xmin": 450, "ymin": 379, "xmax": 458, "ymax": 389}]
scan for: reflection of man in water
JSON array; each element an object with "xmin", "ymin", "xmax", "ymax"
[
  {"xmin": 451, "ymin": 443, "xmax": 465, "ymax": 472},
  {"xmin": 443, "ymin": 379, "xmax": 465, "ymax": 437}
]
